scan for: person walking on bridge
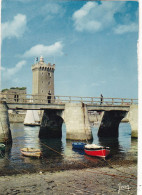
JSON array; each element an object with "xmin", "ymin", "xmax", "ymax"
[{"xmin": 100, "ymin": 94, "xmax": 103, "ymax": 105}]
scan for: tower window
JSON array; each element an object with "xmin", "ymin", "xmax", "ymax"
[
  {"xmin": 48, "ymin": 73, "xmax": 51, "ymax": 77},
  {"xmin": 48, "ymin": 82, "xmax": 51, "ymax": 85}
]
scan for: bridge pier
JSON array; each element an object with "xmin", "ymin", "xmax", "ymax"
[
  {"xmin": 128, "ymin": 105, "xmax": 138, "ymax": 138},
  {"xmin": 39, "ymin": 110, "xmax": 63, "ymax": 138},
  {"xmin": 98, "ymin": 111, "xmax": 127, "ymax": 137},
  {"xmin": 62, "ymin": 103, "xmax": 92, "ymax": 140},
  {"xmin": 0, "ymin": 101, "xmax": 12, "ymax": 143}
]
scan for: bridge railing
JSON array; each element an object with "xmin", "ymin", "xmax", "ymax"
[
  {"xmin": 55, "ymin": 96, "xmax": 138, "ymax": 105},
  {"xmin": 0, "ymin": 93, "xmax": 138, "ymax": 106}
]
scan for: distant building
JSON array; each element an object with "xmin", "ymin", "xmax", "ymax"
[
  {"xmin": 1, "ymin": 87, "xmax": 27, "ymax": 103},
  {"xmin": 31, "ymin": 56, "xmax": 55, "ymax": 101}
]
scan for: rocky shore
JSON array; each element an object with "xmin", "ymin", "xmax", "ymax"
[{"xmin": 0, "ymin": 165, "xmax": 137, "ymax": 195}]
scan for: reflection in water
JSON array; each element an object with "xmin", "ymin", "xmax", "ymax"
[
  {"xmin": 98, "ymin": 137, "xmax": 127, "ymax": 161},
  {"xmin": 0, "ymin": 144, "xmax": 12, "ymax": 170},
  {"xmin": 127, "ymin": 138, "xmax": 138, "ymax": 161},
  {"xmin": 23, "ymin": 126, "xmax": 41, "ymax": 149},
  {"xmin": 84, "ymin": 155, "xmax": 100, "ymax": 163},
  {"xmin": 131, "ymin": 138, "xmax": 138, "ymax": 152},
  {"xmin": 40, "ymin": 138, "xmax": 63, "ymax": 159},
  {"xmin": 72, "ymin": 148, "xmax": 85, "ymax": 155},
  {"xmin": 98, "ymin": 137, "xmax": 123, "ymax": 156},
  {"xmin": 92, "ymin": 122, "xmax": 133, "ymax": 159},
  {"xmin": 0, "ymin": 122, "xmax": 137, "ymax": 175}
]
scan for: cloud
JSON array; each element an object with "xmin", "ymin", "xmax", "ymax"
[
  {"xmin": 23, "ymin": 42, "xmax": 64, "ymax": 58},
  {"xmin": 2, "ymin": 14, "xmax": 27, "ymax": 41},
  {"xmin": 2, "ymin": 61, "xmax": 26, "ymax": 80},
  {"xmin": 72, "ymin": 1, "xmax": 125, "ymax": 33},
  {"xmin": 72, "ymin": 1, "xmax": 138, "ymax": 34},
  {"xmin": 42, "ymin": 2, "xmax": 65, "ymax": 20},
  {"xmin": 13, "ymin": 78, "xmax": 20, "ymax": 84},
  {"xmin": 114, "ymin": 22, "xmax": 138, "ymax": 34}
]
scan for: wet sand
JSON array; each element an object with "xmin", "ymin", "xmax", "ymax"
[{"xmin": 0, "ymin": 164, "xmax": 137, "ymax": 195}]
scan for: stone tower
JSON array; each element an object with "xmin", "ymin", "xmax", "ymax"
[{"xmin": 31, "ymin": 56, "xmax": 55, "ymax": 97}]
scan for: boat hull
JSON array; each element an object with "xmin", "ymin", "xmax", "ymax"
[
  {"xmin": 0, "ymin": 144, "xmax": 5, "ymax": 151},
  {"xmin": 21, "ymin": 148, "xmax": 42, "ymax": 158},
  {"xmin": 84, "ymin": 148, "xmax": 110, "ymax": 158},
  {"xmin": 72, "ymin": 142, "xmax": 86, "ymax": 150}
]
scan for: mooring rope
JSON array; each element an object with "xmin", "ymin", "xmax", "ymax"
[
  {"xmin": 82, "ymin": 103, "xmax": 89, "ymax": 143},
  {"xmin": 0, "ymin": 141, "xmax": 136, "ymax": 195},
  {"xmin": 40, "ymin": 142, "xmax": 137, "ymax": 195},
  {"xmin": 103, "ymin": 158, "xmax": 137, "ymax": 179},
  {"xmin": 40, "ymin": 142, "xmax": 137, "ymax": 186},
  {"xmin": 41, "ymin": 142, "xmax": 63, "ymax": 155}
]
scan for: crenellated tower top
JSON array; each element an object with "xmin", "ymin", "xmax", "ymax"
[{"xmin": 32, "ymin": 56, "xmax": 55, "ymax": 71}]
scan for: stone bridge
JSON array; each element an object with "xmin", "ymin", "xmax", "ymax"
[{"xmin": 0, "ymin": 94, "xmax": 138, "ymax": 143}]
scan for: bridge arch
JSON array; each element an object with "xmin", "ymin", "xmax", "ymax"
[
  {"xmin": 98, "ymin": 110, "xmax": 127, "ymax": 138},
  {"xmin": 39, "ymin": 109, "xmax": 64, "ymax": 139}
]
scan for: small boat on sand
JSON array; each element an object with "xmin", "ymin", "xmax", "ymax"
[
  {"xmin": 21, "ymin": 148, "xmax": 42, "ymax": 158},
  {"xmin": 72, "ymin": 142, "xmax": 86, "ymax": 150},
  {"xmin": 84, "ymin": 144, "xmax": 110, "ymax": 158}
]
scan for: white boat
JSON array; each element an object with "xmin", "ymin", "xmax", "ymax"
[
  {"xmin": 21, "ymin": 148, "xmax": 42, "ymax": 158},
  {"xmin": 24, "ymin": 110, "xmax": 40, "ymax": 126}
]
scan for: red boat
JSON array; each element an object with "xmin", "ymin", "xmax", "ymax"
[{"xmin": 84, "ymin": 144, "xmax": 110, "ymax": 158}]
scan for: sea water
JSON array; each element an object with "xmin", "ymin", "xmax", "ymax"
[{"xmin": 0, "ymin": 122, "xmax": 137, "ymax": 175}]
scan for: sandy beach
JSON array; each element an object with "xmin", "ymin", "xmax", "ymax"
[{"xmin": 0, "ymin": 164, "xmax": 137, "ymax": 195}]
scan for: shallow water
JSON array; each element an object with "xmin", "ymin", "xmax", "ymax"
[{"xmin": 0, "ymin": 122, "xmax": 137, "ymax": 175}]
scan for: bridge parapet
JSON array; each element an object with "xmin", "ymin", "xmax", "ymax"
[{"xmin": 0, "ymin": 93, "xmax": 138, "ymax": 106}]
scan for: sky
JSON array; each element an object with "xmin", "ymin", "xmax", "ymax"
[{"xmin": 1, "ymin": 0, "xmax": 138, "ymax": 99}]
